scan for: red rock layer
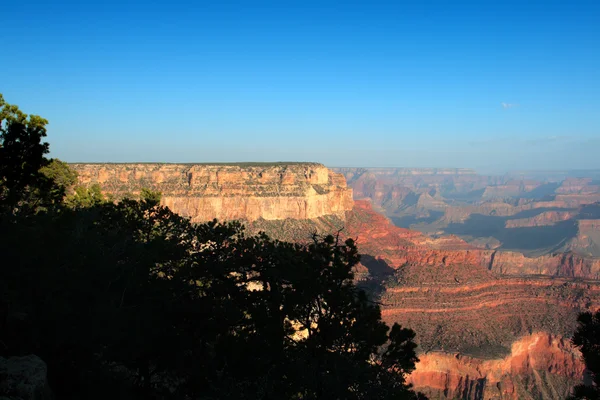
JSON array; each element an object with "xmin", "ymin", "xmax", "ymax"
[
  {"xmin": 380, "ymin": 274, "xmax": 600, "ymax": 354},
  {"xmin": 409, "ymin": 333, "xmax": 585, "ymax": 400},
  {"xmin": 346, "ymin": 200, "xmax": 600, "ymax": 279},
  {"xmin": 489, "ymin": 251, "xmax": 600, "ymax": 278}
]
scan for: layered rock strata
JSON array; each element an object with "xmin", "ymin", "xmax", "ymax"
[
  {"xmin": 409, "ymin": 333, "xmax": 584, "ymax": 400},
  {"xmin": 344, "ymin": 200, "xmax": 600, "ymax": 280},
  {"xmin": 71, "ymin": 163, "xmax": 353, "ymax": 222},
  {"xmin": 340, "ymin": 201, "xmax": 597, "ymax": 399},
  {"xmin": 504, "ymin": 211, "xmax": 577, "ymax": 228}
]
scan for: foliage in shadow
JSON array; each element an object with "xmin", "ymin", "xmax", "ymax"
[{"xmin": 0, "ymin": 95, "xmax": 427, "ymax": 400}]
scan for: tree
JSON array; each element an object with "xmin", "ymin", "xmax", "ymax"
[
  {"xmin": 0, "ymin": 95, "xmax": 57, "ymax": 215},
  {"xmin": 140, "ymin": 187, "xmax": 161, "ymax": 204},
  {"xmin": 0, "ymin": 94, "xmax": 426, "ymax": 399},
  {"xmin": 569, "ymin": 311, "xmax": 600, "ymax": 399},
  {"xmin": 40, "ymin": 159, "xmax": 78, "ymax": 195},
  {"xmin": 65, "ymin": 183, "xmax": 107, "ymax": 208},
  {"xmin": 167, "ymin": 228, "xmax": 424, "ymax": 399}
]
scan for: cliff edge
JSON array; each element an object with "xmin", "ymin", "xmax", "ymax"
[{"xmin": 70, "ymin": 163, "xmax": 354, "ymax": 222}]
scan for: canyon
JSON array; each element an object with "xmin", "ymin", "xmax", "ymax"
[
  {"xmin": 337, "ymin": 168, "xmax": 600, "ymax": 257},
  {"xmin": 71, "ymin": 163, "xmax": 600, "ymax": 399}
]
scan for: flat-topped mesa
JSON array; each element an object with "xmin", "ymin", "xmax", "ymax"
[{"xmin": 70, "ymin": 163, "xmax": 354, "ymax": 222}]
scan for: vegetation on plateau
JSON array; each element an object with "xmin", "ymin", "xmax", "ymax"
[{"xmin": 0, "ymin": 94, "xmax": 426, "ymax": 399}]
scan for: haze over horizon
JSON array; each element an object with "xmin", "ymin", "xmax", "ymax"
[{"xmin": 4, "ymin": 0, "xmax": 599, "ymax": 170}]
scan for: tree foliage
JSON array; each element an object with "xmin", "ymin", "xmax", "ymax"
[
  {"xmin": 0, "ymin": 94, "xmax": 426, "ymax": 399},
  {"xmin": 140, "ymin": 187, "xmax": 162, "ymax": 204},
  {"xmin": 65, "ymin": 183, "xmax": 106, "ymax": 208},
  {"xmin": 0, "ymin": 98, "xmax": 55, "ymax": 215},
  {"xmin": 569, "ymin": 311, "xmax": 600, "ymax": 399},
  {"xmin": 40, "ymin": 159, "xmax": 78, "ymax": 193}
]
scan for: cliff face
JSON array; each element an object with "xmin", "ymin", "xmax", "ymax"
[
  {"xmin": 556, "ymin": 178, "xmax": 600, "ymax": 195},
  {"xmin": 505, "ymin": 211, "xmax": 577, "ymax": 228},
  {"xmin": 481, "ymin": 180, "xmax": 544, "ymax": 200},
  {"xmin": 344, "ymin": 200, "xmax": 487, "ymax": 269},
  {"xmin": 409, "ymin": 333, "xmax": 584, "ymax": 400},
  {"xmin": 557, "ymin": 219, "xmax": 600, "ymax": 258},
  {"xmin": 489, "ymin": 251, "xmax": 600, "ymax": 278},
  {"xmin": 71, "ymin": 163, "xmax": 353, "ymax": 222}
]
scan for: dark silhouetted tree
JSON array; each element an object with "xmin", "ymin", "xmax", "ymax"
[
  {"xmin": 569, "ymin": 311, "xmax": 600, "ymax": 399},
  {"xmin": 0, "ymin": 94, "xmax": 426, "ymax": 400}
]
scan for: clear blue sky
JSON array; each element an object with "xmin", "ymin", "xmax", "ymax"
[{"xmin": 3, "ymin": 0, "xmax": 599, "ymax": 171}]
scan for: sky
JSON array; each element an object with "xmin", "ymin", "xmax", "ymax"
[{"xmin": 2, "ymin": 0, "xmax": 599, "ymax": 172}]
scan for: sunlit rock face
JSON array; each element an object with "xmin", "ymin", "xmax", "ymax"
[
  {"xmin": 408, "ymin": 333, "xmax": 584, "ymax": 400},
  {"xmin": 71, "ymin": 163, "xmax": 354, "ymax": 222}
]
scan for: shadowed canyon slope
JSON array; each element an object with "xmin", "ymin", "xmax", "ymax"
[{"xmin": 72, "ymin": 163, "xmax": 600, "ymax": 399}]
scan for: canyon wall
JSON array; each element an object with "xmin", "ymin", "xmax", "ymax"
[
  {"xmin": 504, "ymin": 211, "xmax": 577, "ymax": 228},
  {"xmin": 71, "ymin": 163, "xmax": 353, "ymax": 222},
  {"xmin": 488, "ymin": 250, "xmax": 600, "ymax": 278},
  {"xmin": 409, "ymin": 333, "xmax": 584, "ymax": 400}
]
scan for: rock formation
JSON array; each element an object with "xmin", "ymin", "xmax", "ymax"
[
  {"xmin": 71, "ymin": 163, "xmax": 353, "ymax": 222},
  {"xmin": 409, "ymin": 333, "xmax": 584, "ymax": 400},
  {"xmin": 556, "ymin": 178, "xmax": 600, "ymax": 195},
  {"xmin": 505, "ymin": 211, "xmax": 577, "ymax": 228}
]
